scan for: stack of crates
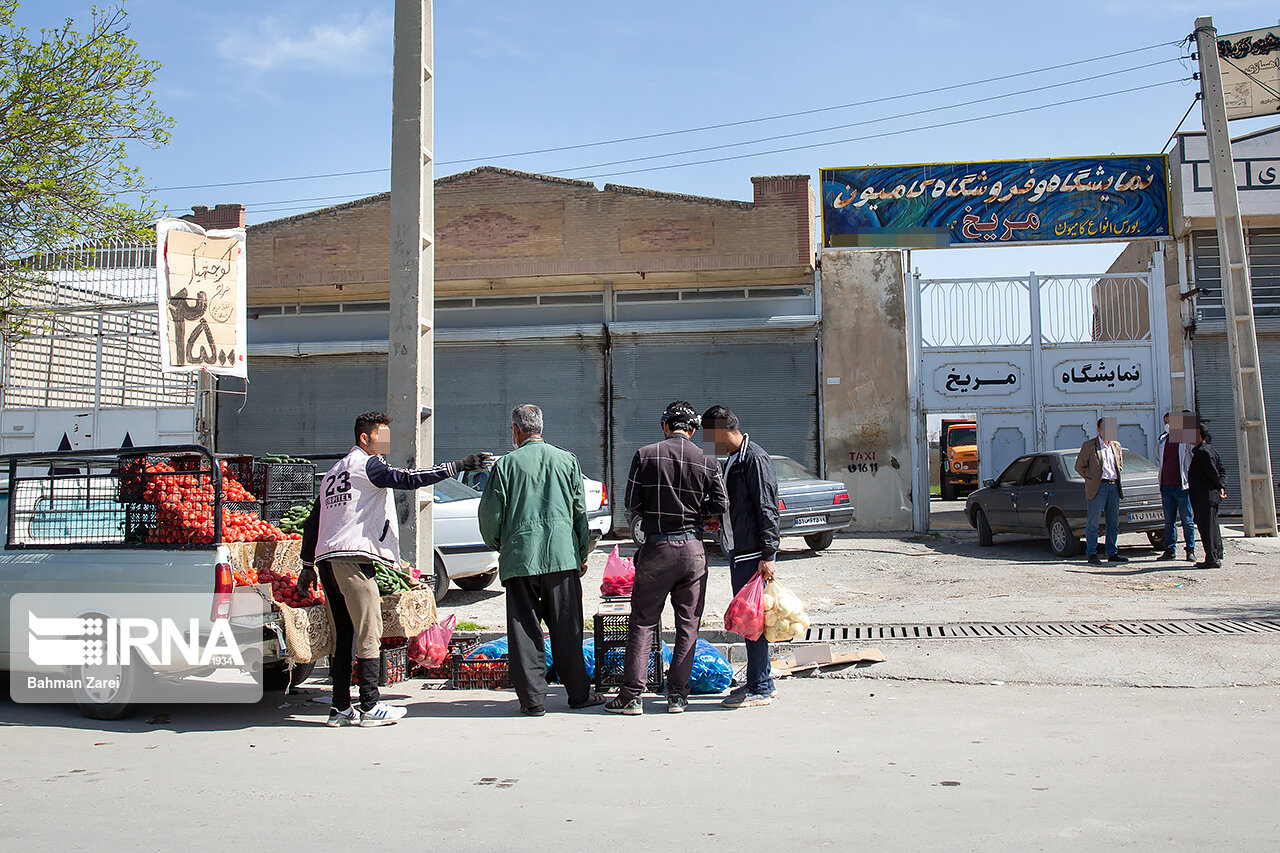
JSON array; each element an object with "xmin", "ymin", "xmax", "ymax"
[
  {"xmin": 593, "ymin": 610, "xmax": 664, "ymax": 693},
  {"xmin": 253, "ymin": 459, "xmax": 317, "ymax": 523}
]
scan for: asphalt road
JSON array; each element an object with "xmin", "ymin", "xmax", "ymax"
[
  {"xmin": 4, "ymin": 510, "xmax": 1278, "ymax": 849},
  {"xmin": 2, "ymin": 679, "xmax": 1277, "ymax": 851}
]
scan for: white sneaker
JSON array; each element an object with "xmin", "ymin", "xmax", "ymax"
[
  {"xmin": 326, "ymin": 705, "xmax": 358, "ymax": 727},
  {"xmin": 359, "ymin": 702, "xmax": 407, "ymax": 727}
]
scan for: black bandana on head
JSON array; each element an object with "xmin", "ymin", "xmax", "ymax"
[{"xmin": 662, "ymin": 403, "xmax": 699, "ymax": 433}]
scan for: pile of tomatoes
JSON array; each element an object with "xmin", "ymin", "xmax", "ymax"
[
  {"xmin": 135, "ymin": 459, "xmax": 302, "ymax": 546},
  {"xmin": 255, "ymin": 566, "xmax": 325, "ymax": 608}
]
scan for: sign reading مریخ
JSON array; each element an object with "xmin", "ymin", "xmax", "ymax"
[
  {"xmin": 934, "ymin": 363, "xmax": 1022, "ymax": 396},
  {"xmin": 820, "ymin": 155, "xmax": 1170, "ymax": 249},
  {"xmin": 156, "ymin": 219, "xmax": 247, "ymax": 378}
]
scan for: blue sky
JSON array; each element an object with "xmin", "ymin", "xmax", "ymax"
[{"xmin": 17, "ymin": 0, "xmax": 1280, "ymax": 279}]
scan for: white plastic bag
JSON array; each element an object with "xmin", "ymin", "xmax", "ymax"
[{"xmin": 762, "ymin": 580, "xmax": 810, "ymax": 643}]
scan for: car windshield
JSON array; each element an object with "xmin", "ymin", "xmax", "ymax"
[
  {"xmin": 772, "ymin": 456, "xmax": 816, "ymax": 481},
  {"xmin": 1060, "ymin": 448, "xmax": 1156, "ymax": 477},
  {"xmin": 433, "ymin": 477, "xmax": 479, "ymax": 503},
  {"xmin": 947, "ymin": 426, "xmax": 976, "ymax": 447}
]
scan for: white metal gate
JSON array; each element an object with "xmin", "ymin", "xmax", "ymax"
[{"xmin": 906, "ymin": 250, "xmax": 1172, "ymax": 532}]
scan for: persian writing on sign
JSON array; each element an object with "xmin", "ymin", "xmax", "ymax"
[
  {"xmin": 164, "ymin": 230, "xmax": 241, "ymax": 371},
  {"xmin": 820, "ymin": 155, "xmax": 1170, "ymax": 248}
]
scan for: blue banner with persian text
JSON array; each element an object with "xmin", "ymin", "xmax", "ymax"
[{"xmin": 820, "ymin": 155, "xmax": 1170, "ymax": 249}]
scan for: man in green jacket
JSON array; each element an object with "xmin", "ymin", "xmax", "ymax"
[{"xmin": 478, "ymin": 404, "xmax": 603, "ymax": 715}]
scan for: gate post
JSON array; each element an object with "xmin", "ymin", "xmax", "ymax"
[
  {"xmin": 1149, "ymin": 244, "xmax": 1173, "ymax": 459},
  {"xmin": 907, "ymin": 267, "xmax": 928, "ymax": 533},
  {"xmin": 1028, "ymin": 272, "xmax": 1045, "ymax": 453}
]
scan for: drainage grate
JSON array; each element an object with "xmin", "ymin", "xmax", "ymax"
[{"xmin": 803, "ymin": 620, "xmax": 1280, "ymax": 642}]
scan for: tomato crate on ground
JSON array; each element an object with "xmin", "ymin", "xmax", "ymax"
[
  {"xmin": 593, "ymin": 613, "xmax": 664, "ymax": 693},
  {"xmin": 450, "ymin": 656, "xmax": 511, "ymax": 690},
  {"xmin": 348, "ymin": 640, "xmax": 408, "ymax": 687},
  {"xmin": 251, "ymin": 462, "xmax": 316, "ymax": 501},
  {"xmin": 408, "ymin": 633, "xmax": 480, "ymax": 679}
]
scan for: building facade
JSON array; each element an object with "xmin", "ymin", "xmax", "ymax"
[{"xmin": 218, "ymin": 168, "xmax": 817, "ymax": 527}]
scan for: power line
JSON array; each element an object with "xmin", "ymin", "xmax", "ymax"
[
  {"xmin": 129, "ymin": 40, "xmax": 1184, "ymax": 195},
  {"xmin": 578, "ymin": 77, "xmax": 1193, "ymax": 181},
  {"xmin": 439, "ymin": 39, "xmax": 1184, "ymax": 165},
  {"xmin": 556, "ymin": 58, "xmax": 1182, "ymax": 174},
  {"xmin": 1162, "ymin": 95, "xmax": 1201, "ymax": 153}
]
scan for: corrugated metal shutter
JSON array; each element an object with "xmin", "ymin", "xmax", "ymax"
[
  {"xmin": 435, "ymin": 338, "xmax": 607, "ymax": 480},
  {"xmin": 217, "ymin": 354, "xmax": 388, "ymax": 456},
  {"xmin": 609, "ymin": 329, "xmax": 819, "ymax": 527},
  {"xmin": 1192, "ymin": 330, "xmax": 1280, "ymax": 516}
]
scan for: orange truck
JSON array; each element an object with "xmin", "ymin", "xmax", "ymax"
[{"xmin": 939, "ymin": 419, "xmax": 978, "ymax": 501}]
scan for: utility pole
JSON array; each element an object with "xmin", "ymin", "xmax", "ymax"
[
  {"xmin": 1194, "ymin": 16, "xmax": 1277, "ymax": 536},
  {"xmin": 388, "ymin": 0, "xmax": 435, "ymax": 571}
]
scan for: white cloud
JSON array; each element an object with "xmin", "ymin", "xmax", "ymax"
[{"xmin": 217, "ymin": 9, "xmax": 392, "ymax": 74}]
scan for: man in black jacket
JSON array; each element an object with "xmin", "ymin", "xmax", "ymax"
[
  {"xmin": 703, "ymin": 405, "xmax": 781, "ymax": 709},
  {"xmin": 1188, "ymin": 419, "xmax": 1228, "ymax": 569}
]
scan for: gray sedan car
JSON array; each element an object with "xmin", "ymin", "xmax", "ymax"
[
  {"xmin": 964, "ymin": 449, "xmax": 1166, "ymax": 557},
  {"xmin": 630, "ymin": 455, "xmax": 854, "ymax": 552}
]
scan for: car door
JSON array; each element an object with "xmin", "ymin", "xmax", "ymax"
[
  {"xmin": 984, "ymin": 456, "xmax": 1032, "ymax": 531},
  {"xmin": 1016, "ymin": 455, "xmax": 1055, "ymax": 532}
]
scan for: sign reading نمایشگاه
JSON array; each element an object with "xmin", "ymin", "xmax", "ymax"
[
  {"xmin": 820, "ymin": 155, "xmax": 1170, "ymax": 249},
  {"xmin": 156, "ymin": 219, "xmax": 247, "ymax": 378},
  {"xmin": 1217, "ymin": 26, "xmax": 1280, "ymax": 120}
]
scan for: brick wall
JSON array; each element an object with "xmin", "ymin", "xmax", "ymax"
[{"xmin": 245, "ymin": 168, "xmax": 814, "ymax": 303}]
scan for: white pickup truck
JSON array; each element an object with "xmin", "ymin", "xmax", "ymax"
[{"xmin": 0, "ymin": 445, "xmax": 300, "ymax": 720}]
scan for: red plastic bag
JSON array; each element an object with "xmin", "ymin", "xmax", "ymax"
[
  {"xmin": 600, "ymin": 545, "xmax": 635, "ymax": 597},
  {"xmin": 409, "ymin": 613, "xmax": 456, "ymax": 668},
  {"xmin": 723, "ymin": 570, "xmax": 766, "ymax": 641}
]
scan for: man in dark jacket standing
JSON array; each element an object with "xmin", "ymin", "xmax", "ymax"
[
  {"xmin": 703, "ymin": 405, "xmax": 781, "ymax": 709},
  {"xmin": 478, "ymin": 404, "xmax": 603, "ymax": 716},
  {"xmin": 607, "ymin": 401, "xmax": 728, "ymax": 715},
  {"xmin": 1188, "ymin": 419, "xmax": 1228, "ymax": 569}
]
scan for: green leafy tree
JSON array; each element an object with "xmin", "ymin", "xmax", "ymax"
[{"xmin": 0, "ymin": 1, "xmax": 172, "ymax": 338}]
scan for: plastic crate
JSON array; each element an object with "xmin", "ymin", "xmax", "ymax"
[
  {"xmin": 409, "ymin": 633, "xmax": 480, "ymax": 679},
  {"xmin": 263, "ymin": 498, "xmax": 312, "ymax": 525},
  {"xmin": 252, "ymin": 461, "xmax": 316, "ymax": 501},
  {"xmin": 594, "ymin": 613, "xmax": 664, "ymax": 693},
  {"xmin": 449, "ymin": 656, "xmax": 511, "ymax": 690},
  {"xmin": 349, "ymin": 641, "xmax": 408, "ymax": 687}
]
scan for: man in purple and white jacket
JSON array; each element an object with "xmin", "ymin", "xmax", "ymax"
[{"xmin": 299, "ymin": 411, "xmax": 491, "ymax": 727}]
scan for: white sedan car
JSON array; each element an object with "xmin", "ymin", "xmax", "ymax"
[
  {"xmin": 456, "ymin": 463, "xmax": 612, "ymax": 545},
  {"xmin": 429, "ymin": 476, "xmax": 500, "ymax": 600}
]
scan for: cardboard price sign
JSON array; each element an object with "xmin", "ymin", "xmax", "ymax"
[{"xmin": 157, "ymin": 219, "xmax": 247, "ymax": 377}]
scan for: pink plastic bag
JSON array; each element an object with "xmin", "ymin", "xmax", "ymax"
[
  {"xmin": 600, "ymin": 545, "xmax": 635, "ymax": 597},
  {"xmin": 723, "ymin": 570, "xmax": 766, "ymax": 641},
  {"xmin": 409, "ymin": 613, "xmax": 456, "ymax": 668}
]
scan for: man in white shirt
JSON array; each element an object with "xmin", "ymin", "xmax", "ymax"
[{"xmin": 1075, "ymin": 417, "xmax": 1127, "ymax": 565}]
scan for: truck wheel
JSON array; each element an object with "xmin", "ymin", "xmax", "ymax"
[
  {"xmin": 261, "ymin": 661, "xmax": 316, "ymax": 691},
  {"xmin": 453, "ymin": 569, "xmax": 497, "ymax": 591},
  {"xmin": 975, "ymin": 508, "xmax": 993, "ymax": 546},
  {"xmin": 804, "ymin": 530, "xmax": 836, "ymax": 551},
  {"xmin": 430, "ymin": 554, "xmax": 450, "ymax": 603},
  {"xmin": 74, "ymin": 661, "xmax": 143, "ymax": 720},
  {"xmin": 941, "ymin": 481, "xmax": 956, "ymax": 501},
  {"xmin": 1048, "ymin": 513, "xmax": 1080, "ymax": 558}
]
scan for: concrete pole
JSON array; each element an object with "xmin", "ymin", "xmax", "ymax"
[
  {"xmin": 1194, "ymin": 16, "xmax": 1277, "ymax": 536},
  {"xmin": 388, "ymin": 0, "xmax": 435, "ymax": 570}
]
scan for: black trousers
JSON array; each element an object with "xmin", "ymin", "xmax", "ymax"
[
  {"xmin": 1192, "ymin": 500, "xmax": 1224, "ymax": 566},
  {"xmin": 505, "ymin": 570, "xmax": 591, "ymax": 710},
  {"xmin": 619, "ymin": 539, "xmax": 707, "ymax": 702}
]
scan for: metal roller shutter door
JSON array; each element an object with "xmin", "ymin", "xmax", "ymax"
[
  {"xmin": 1192, "ymin": 331, "xmax": 1280, "ymax": 516},
  {"xmin": 609, "ymin": 329, "xmax": 819, "ymax": 528},
  {"xmin": 217, "ymin": 354, "xmax": 388, "ymax": 457},
  {"xmin": 435, "ymin": 338, "xmax": 607, "ymax": 482}
]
